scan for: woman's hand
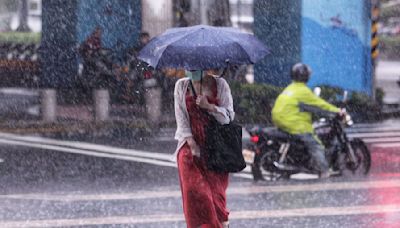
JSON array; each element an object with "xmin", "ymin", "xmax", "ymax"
[
  {"xmin": 196, "ymin": 95, "xmax": 215, "ymax": 112},
  {"xmin": 186, "ymin": 137, "xmax": 201, "ymax": 157}
]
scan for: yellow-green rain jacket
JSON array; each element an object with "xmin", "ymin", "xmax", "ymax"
[{"xmin": 272, "ymin": 82, "xmax": 340, "ymax": 135}]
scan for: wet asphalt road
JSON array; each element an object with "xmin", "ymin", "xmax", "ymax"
[{"xmin": 0, "ymin": 122, "xmax": 400, "ymax": 228}]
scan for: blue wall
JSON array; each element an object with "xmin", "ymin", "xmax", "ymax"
[
  {"xmin": 254, "ymin": 0, "xmax": 372, "ymax": 95},
  {"xmin": 41, "ymin": 0, "xmax": 142, "ymax": 88},
  {"xmin": 77, "ymin": 0, "xmax": 141, "ymax": 62},
  {"xmin": 302, "ymin": 0, "xmax": 372, "ymax": 95}
]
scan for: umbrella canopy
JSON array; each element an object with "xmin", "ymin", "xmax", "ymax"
[{"xmin": 138, "ymin": 25, "xmax": 269, "ymax": 70}]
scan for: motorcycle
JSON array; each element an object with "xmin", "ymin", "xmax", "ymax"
[{"xmin": 243, "ymin": 89, "xmax": 371, "ymax": 181}]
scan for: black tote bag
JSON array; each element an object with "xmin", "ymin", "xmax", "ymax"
[
  {"xmin": 189, "ymin": 80, "xmax": 246, "ymax": 173},
  {"xmin": 204, "ymin": 117, "xmax": 245, "ymax": 173}
]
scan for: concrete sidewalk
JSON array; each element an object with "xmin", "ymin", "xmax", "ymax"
[
  {"xmin": 56, "ymin": 104, "xmax": 146, "ymax": 122},
  {"xmin": 0, "ymin": 104, "xmax": 175, "ymax": 141}
]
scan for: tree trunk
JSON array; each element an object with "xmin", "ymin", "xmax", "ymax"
[
  {"xmin": 208, "ymin": 0, "xmax": 231, "ymax": 26},
  {"xmin": 16, "ymin": 0, "xmax": 31, "ymax": 32}
]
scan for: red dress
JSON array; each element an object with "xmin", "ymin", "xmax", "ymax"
[{"xmin": 177, "ymin": 84, "xmax": 229, "ymax": 228}]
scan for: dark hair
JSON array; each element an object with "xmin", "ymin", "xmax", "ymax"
[
  {"xmin": 140, "ymin": 32, "xmax": 150, "ymax": 38},
  {"xmin": 291, "ymin": 63, "xmax": 312, "ymax": 82}
]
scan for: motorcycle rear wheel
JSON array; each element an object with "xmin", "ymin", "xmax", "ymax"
[{"xmin": 258, "ymin": 150, "xmax": 291, "ymax": 181}]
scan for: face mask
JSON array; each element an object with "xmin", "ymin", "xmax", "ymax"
[{"xmin": 185, "ymin": 70, "xmax": 203, "ymax": 81}]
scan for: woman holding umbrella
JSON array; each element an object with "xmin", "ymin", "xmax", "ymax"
[
  {"xmin": 174, "ymin": 69, "xmax": 234, "ymax": 228},
  {"xmin": 138, "ymin": 25, "xmax": 269, "ymax": 228}
]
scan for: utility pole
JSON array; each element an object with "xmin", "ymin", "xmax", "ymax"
[
  {"xmin": 16, "ymin": 0, "xmax": 31, "ymax": 32},
  {"xmin": 371, "ymin": 0, "xmax": 381, "ymax": 100}
]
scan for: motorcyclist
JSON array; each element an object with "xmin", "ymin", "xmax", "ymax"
[{"xmin": 271, "ymin": 63, "xmax": 342, "ymax": 178}]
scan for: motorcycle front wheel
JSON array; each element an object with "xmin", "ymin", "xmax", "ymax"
[{"xmin": 337, "ymin": 139, "xmax": 371, "ymax": 176}]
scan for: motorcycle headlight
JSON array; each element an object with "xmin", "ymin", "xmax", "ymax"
[{"xmin": 345, "ymin": 114, "xmax": 353, "ymax": 126}]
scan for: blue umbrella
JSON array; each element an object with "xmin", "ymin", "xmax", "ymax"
[{"xmin": 138, "ymin": 25, "xmax": 269, "ymax": 70}]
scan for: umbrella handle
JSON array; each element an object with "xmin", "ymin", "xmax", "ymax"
[{"xmin": 189, "ymin": 80, "xmax": 197, "ymax": 98}]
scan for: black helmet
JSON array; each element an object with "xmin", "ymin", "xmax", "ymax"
[{"xmin": 291, "ymin": 63, "xmax": 312, "ymax": 83}]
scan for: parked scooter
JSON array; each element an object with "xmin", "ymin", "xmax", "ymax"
[{"xmin": 243, "ymin": 88, "xmax": 371, "ymax": 181}]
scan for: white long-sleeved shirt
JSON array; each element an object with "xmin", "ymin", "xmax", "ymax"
[{"xmin": 172, "ymin": 77, "xmax": 235, "ymax": 161}]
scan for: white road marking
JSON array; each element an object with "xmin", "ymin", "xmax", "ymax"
[
  {"xmin": 362, "ymin": 137, "xmax": 400, "ymax": 144},
  {"xmin": 2, "ymin": 179, "xmax": 400, "ymax": 202},
  {"xmin": 372, "ymin": 142, "xmax": 400, "ymax": 148},
  {"xmin": 290, "ymin": 173, "xmax": 319, "ymax": 179},
  {"xmin": 0, "ymin": 132, "xmax": 173, "ymax": 162},
  {"xmin": 231, "ymin": 172, "xmax": 255, "ymax": 179},
  {"xmin": 0, "ymin": 136, "xmax": 255, "ymax": 178},
  {"xmin": 231, "ymin": 204, "xmax": 400, "ymax": 219},
  {"xmin": 347, "ymin": 126, "xmax": 400, "ymax": 133},
  {"xmin": 0, "ymin": 138, "xmax": 177, "ymax": 168},
  {"xmin": 0, "ymin": 88, "xmax": 39, "ymax": 96},
  {"xmin": 349, "ymin": 132, "xmax": 400, "ymax": 139},
  {"xmin": 353, "ymin": 121, "xmax": 400, "ymax": 128},
  {"xmin": 1, "ymin": 204, "xmax": 399, "ymax": 227}
]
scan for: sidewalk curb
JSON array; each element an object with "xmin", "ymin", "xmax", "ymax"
[{"xmin": 0, "ymin": 119, "xmax": 151, "ymax": 135}]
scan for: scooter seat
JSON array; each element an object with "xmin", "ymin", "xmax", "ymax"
[{"xmin": 263, "ymin": 128, "xmax": 302, "ymax": 142}]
